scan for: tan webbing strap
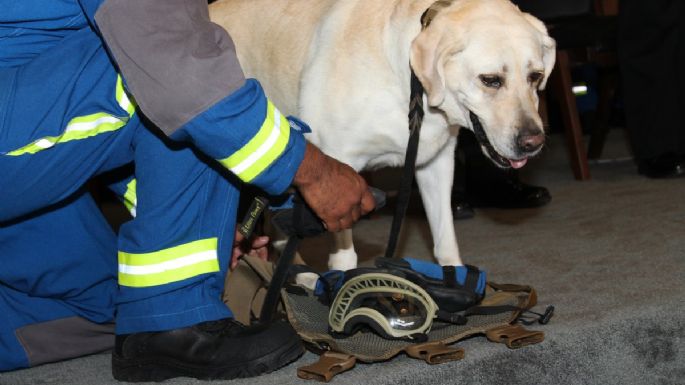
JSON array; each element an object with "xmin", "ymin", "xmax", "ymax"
[
  {"xmin": 223, "ymin": 255, "xmax": 278, "ymax": 324},
  {"xmin": 485, "ymin": 324, "xmax": 545, "ymax": 349},
  {"xmin": 405, "ymin": 341, "xmax": 465, "ymax": 364},
  {"xmin": 297, "ymin": 352, "xmax": 357, "ymax": 382},
  {"xmin": 488, "ymin": 281, "xmax": 539, "ymax": 309},
  {"xmin": 223, "ymin": 261, "xmax": 264, "ymax": 324}
]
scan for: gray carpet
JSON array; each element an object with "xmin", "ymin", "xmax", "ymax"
[{"xmin": 2, "ymin": 131, "xmax": 684, "ymax": 385}]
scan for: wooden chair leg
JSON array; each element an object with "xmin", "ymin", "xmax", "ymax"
[
  {"xmin": 551, "ymin": 50, "xmax": 591, "ymax": 180},
  {"xmin": 538, "ymin": 89, "xmax": 549, "ymax": 129},
  {"xmin": 587, "ymin": 68, "xmax": 618, "ymax": 159}
]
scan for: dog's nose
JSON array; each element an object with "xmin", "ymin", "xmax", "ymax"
[{"xmin": 516, "ymin": 128, "xmax": 545, "ymax": 153}]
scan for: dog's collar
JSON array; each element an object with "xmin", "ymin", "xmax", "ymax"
[
  {"xmin": 409, "ymin": 0, "xmax": 458, "ymax": 124},
  {"xmin": 421, "ymin": 0, "xmax": 456, "ymax": 29}
]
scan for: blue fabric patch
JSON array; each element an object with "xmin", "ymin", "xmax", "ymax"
[
  {"xmin": 177, "ymin": 80, "xmax": 307, "ymax": 196},
  {"xmin": 314, "ymin": 270, "xmax": 345, "ymax": 297},
  {"xmin": 286, "ymin": 116, "xmax": 312, "ymax": 133},
  {"xmin": 404, "ymin": 258, "xmax": 486, "ymax": 295}
]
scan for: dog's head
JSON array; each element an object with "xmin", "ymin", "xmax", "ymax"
[{"xmin": 410, "ymin": 0, "xmax": 555, "ymax": 169}]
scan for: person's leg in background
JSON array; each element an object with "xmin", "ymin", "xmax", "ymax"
[
  {"xmin": 0, "ymin": 193, "xmax": 118, "ymax": 371},
  {"xmin": 618, "ymin": 0, "xmax": 685, "ymax": 178},
  {"xmin": 452, "ymin": 129, "xmax": 551, "ymax": 219}
]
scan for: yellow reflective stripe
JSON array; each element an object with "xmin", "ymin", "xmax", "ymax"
[
  {"xmin": 218, "ymin": 101, "xmax": 290, "ymax": 182},
  {"xmin": 122, "ymin": 179, "xmax": 137, "ymax": 217},
  {"xmin": 116, "ymin": 75, "xmax": 136, "ymax": 116},
  {"xmin": 222, "ymin": 102, "xmax": 278, "ymax": 168},
  {"xmin": 7, "ymin": 113, "xmax": 128, "ymax": 156},
  {"xmin": 118, "ymin": 238, "xmax": 220, "ymax": 288},
  {"xmin": 6, "ymin": 75, "xmax": 136, "ymax": 157}
]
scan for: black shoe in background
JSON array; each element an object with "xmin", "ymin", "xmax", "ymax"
[
  {"xmin": 452, "ymin": 191, "xmax": 476, "ymax": 219},
  {"xmin": 637, "ymin": 153, "xmax": 685, "ymax": 179},
  {"xmin": 112, "ymin": 318, "xmax": 304, "ymax": 382},
  {"xmin": 464, "ymin": 172, "xmax": 552, "ymax": 209},
  {"xmin": 454, "ymin": 130, "xmax": 551, "ymax": 210}
]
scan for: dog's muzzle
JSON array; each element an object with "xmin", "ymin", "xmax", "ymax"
[
  {"xmin": 469, "ymin": 111, "xmax": 513, "ymax": 169},
  {"xmin": 468, "ymin": 112, "xmax": 543, "ymax": 169}
]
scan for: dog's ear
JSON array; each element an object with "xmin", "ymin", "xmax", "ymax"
[
  {"xmin": 522, "ymin": 13, "xmax": 556, "ymax": 90},
  {"xmin": 410, "ymin": 26, "xmax": 461, "ymax": 107}
]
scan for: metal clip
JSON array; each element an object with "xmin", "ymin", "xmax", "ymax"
[
  {"xmin": 486, "ymin": 324, "xmax": 545, "ymax": 349},
  {"xmin": 405, "ymin": 341, "xmax": 465, "ymax": 364},
  {"xmin": 297, "ymin": 351, "xmax": 356, "ymax": 382}
]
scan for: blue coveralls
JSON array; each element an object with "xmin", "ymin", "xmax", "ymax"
[{"xmin": 0, "ymin": 1, "xmax": 305, "ymax": 370}]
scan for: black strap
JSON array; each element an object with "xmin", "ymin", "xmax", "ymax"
[
  {"xmin": 442, "ymin": 265, "xmax": 457, "ymax": 288},
  {"xmin": 287, "ymin": 263, "xmax": 317, "ymax": 276},
  {"xmin": 384, "ymin": 69, "xmax": 425, "ymax": 259},
  {"xmin": 463, "ymin": 264, "xmax": 480, "ymax": 292},
  {"xmin": 436, "ymin": 309, "xmax": 467, "ymax": 325},
  {"xmin": 464, "ymin": 305, "xmax": 555, "ymax": 325},
  {"xmin": 259, "ymin": 194, "xmax": 305, "ymax": 322}
]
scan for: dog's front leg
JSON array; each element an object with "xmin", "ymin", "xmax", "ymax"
[
  {"xmin": 328, "ymin": 229, "xmax": 358, "ymax": 271},
  {"xmin": 415, "ymin": 136, "xmax": 463, "ymax": 266}
]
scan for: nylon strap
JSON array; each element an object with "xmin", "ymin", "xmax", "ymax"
[
  {"xmin": 383, "ymin": 69, "xmax": 424, "ymax": 259},
  {"xmin": 384, "ymin": 0, "xmax": 456, "ymax": 259},
  {"xmin": 421, "ymin": 0, "xmax": 456, "ymax": 29},
  {"xmin": 259, "ymin": 193, "xmax": 305, "ymax": 322},
  {"xmin": 463, "ymin": 264, "xmax": 480, "ymax": 291}
]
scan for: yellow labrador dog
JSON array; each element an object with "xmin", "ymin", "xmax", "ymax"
[{"xmin": 210, "ymin": 0, "xmax": 555, "ymax": 270}]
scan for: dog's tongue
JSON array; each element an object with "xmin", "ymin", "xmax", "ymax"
[{"xmin": 509, "ymin": 158, "xmax": 528, "ymax": 169}]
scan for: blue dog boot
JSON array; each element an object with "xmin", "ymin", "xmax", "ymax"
[
  {"xmin": 374, "ymin": 257, "xmax": 486, "ymax": 313},
  {"xmin": 400, "ymin": 258, "xmax": 486, "ymax": 296}
]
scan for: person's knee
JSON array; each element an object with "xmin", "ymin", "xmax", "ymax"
[{"xmin": 0, "ymin": 317, "xmax": 114, "ymax": 371}]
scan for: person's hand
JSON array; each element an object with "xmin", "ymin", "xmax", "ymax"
[
  {"xmin": 292, "ymin": 143, "xmax": 376, "ymax": 232},
  {"xmin": 230, "ymin": 230, "xmax": 269, "ymax": 270}
]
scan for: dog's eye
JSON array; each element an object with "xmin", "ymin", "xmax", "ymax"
[
  {"xmin": 479, "ymin": 75, "xmax": 503, "ymax": 89},
  {"xmin": 528, "ymin": 72, "xmax": 544, "ymax": 85}
]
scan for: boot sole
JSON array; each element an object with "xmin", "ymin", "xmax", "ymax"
[{"xmin": 112, "ymin": 336, "xmax": 304, "ymax": 382}]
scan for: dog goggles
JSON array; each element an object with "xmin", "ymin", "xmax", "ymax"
[{"xmin": 328, "ymin": 273, "xmax": 438, "ymax": 340}]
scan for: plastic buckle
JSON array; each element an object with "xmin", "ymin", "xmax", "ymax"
[
  {"xmin": 405, "ymin": 341, "xmax": 465, "ymax": 364},
  {"xmin": 485, "ymin": 324, "xmax": 545, "ymax": 349},
  {"xmin": 297, "ymin": 351, "xmax": 357, "ymax": 382}
]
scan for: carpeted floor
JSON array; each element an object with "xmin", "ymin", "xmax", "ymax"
[{"xmin": 1, "ymin": 130, "xmax": 683, "ymax": 385}]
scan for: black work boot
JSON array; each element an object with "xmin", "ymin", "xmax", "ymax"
[
  {"xmin": 454, "ymin": 130, "xmax": 551, "ymax": 209},
  {"xmin": 112, "ymin": 318, "xmax": 304, "ymax": 382}
]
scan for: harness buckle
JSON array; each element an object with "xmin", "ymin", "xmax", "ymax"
[
  {"xmin": 297, "ymin": 351, "xmax": 356, "ymax": 382},
  {"xmin": 405, "ymin": 341, "xmax": 465, "ymax": 364},
  {"xmin": 485, "ymin": 324, "xmax": 545, "ymax": 349}
]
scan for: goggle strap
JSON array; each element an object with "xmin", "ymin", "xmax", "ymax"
[{"xmin": 436, "ymin": 309, "xmax": 468, "ymax": 325}]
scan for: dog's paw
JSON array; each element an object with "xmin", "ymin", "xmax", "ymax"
[
  {"xmin": 328, "ymin": 248, "xmax": 358, "ymax": 271},
  {"xmin": 435, "ymin": 255, "xmax": 464, "ymax": 267},
  {"xmin": 294, "ymin": 272, "xmax": 320, "ymax": 290}
]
